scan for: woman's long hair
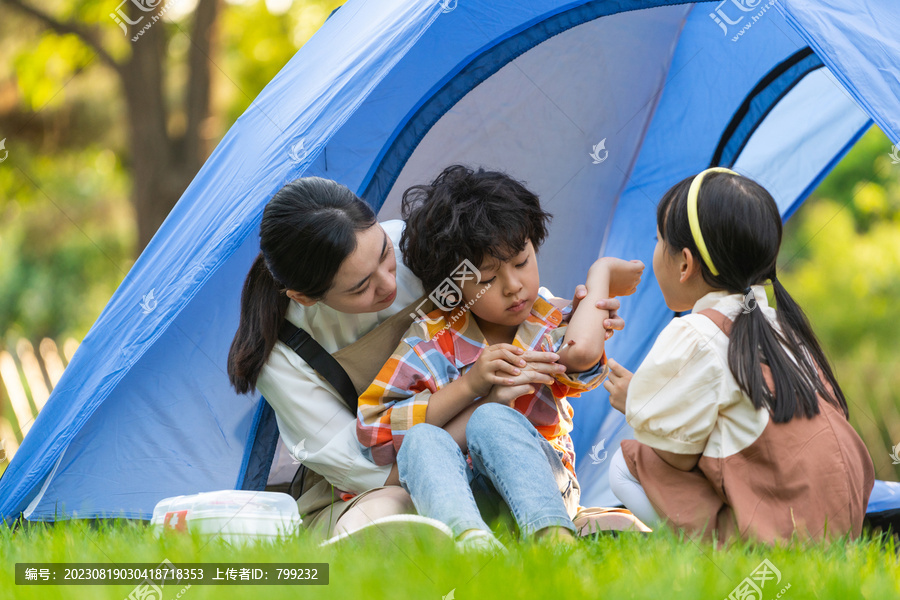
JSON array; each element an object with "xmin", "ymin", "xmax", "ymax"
[
  {"xmin": 657, "ymin": 172, "xmax": 848, "ymax": 422},
  {"xmin": 227, "ymin": 177, "xmax": 376, "ymax": 394}
]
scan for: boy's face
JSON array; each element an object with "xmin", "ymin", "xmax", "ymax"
[{"xmin": 460, "ymin": 240, "xmax": 540, "ymax": 329}]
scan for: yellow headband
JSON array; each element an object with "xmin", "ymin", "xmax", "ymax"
[{"xmin": 686, "ymin": 167, "xmax": 738, "ymax": 277}]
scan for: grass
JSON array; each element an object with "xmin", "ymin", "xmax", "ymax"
[
  {"xmin": 1, "ymin": 519, "xmax": 898, "ymax": 600},
  {"xmin": 836, "ymin": 349, "xmax": 900, "ymax": 482}
]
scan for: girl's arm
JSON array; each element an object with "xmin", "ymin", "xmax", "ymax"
[
  {"xmin": 604, "ymin": 335, "xmax": 713, "ymax": 474},
  {"xmin": 558, "ymin": 258, "xmax": 643, "ymax": 372}
]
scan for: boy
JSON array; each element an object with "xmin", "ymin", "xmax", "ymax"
[{"xmin": 357, "ymin": 165, "xmax": 643, "ymax": 549}]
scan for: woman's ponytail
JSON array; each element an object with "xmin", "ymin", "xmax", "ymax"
[
  {"xmin": 228, "ymin": 253, "xmax": 290, "ymax": 394},
  {"xmin": 227, "ymin": 177, "xmax": 376, "ymax": 394}
]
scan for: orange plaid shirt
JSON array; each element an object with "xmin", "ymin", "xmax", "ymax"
[{"xmin": 356, "ymin": 291, "xmax": 609, "ymax": 475}]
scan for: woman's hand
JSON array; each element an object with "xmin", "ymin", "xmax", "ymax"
[
  {"xmin": 603, "ymin": 358, "xmax": 633, "ymax": 414},
  {"xmin": 558, "ymin": 287, "xmax": 625, "ymax": 340},
  {"xmin": 460, "ymin": 343, "xmax": 527, "ymax": 398}
]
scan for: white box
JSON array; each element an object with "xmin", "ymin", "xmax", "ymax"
[{"xmin": 150, "ymin": 490, "xmax": 302, "ymax": 545}]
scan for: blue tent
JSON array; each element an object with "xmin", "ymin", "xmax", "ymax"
[{"xmin": 2, "ymin": 0, "xmax": 898, "ymax": 523}]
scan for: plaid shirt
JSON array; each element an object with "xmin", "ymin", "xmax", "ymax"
[{"xmin": 357, "ymin": 291, "xmax": 609, "ymax": 475}]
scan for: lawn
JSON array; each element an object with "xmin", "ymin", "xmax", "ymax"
[{"xmin": 1, "ymin": 519, "xmax": 897, "ymax": 600}]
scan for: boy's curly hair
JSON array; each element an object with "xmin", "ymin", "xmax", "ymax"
[{"xmin": 400, "ymin": 165, "xmax": 552, "ymax": 292}]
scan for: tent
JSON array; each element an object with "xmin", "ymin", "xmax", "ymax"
[{"xmin": 2, "ymin": 0, "xmax": 899, "ymax": 524}]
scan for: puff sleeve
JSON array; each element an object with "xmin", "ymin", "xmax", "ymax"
[{"xmin": 625, "ymin": 316, "xmax": 728, "ymax": 455}]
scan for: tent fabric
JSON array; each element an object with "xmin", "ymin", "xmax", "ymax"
[
  {"xmin": 776, "ymin": 0, "xmax": 900, "ymax": 145},
  {"xmin": 711, "ymin": 47, "xmax": 823, "ymax": 168},
  {"xmin": 1, "ymin": 0, "xmax": 898, "ymax": 524}
]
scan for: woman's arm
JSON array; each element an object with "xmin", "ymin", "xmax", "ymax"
[{"xmin": 258, "ymin": 344, "xmax": 392, "ymax": 493}]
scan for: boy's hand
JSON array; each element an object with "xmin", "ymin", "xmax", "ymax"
[
  {"xmin": 595, "ymin": 258, "xmax": 644, "ymax": 297},
  {"xmin": 461, "ymin": 343, "xmax": 528, "ymax": 398},
  {"xmin": 473, "ymin": 348, "xmax": 562, "ymax": 404},
  {"xmin": 482, "ymin": 383, "xmax": 535, "ymax": 407},
  {"xmin": 603, "ymin": 358, "xmax": 633, "ymax": 414}
]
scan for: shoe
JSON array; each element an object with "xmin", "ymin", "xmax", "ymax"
[
  {"xmin": 455, "ymin": 529, "xmax": 507, "ymax": 554},
  {"xmin": 319, "ymin": 514, "xmax": 455, "ymax": 548},
  {"xmin": 573, "ymin": 507, "xmax": 652, "ymax": 539}
]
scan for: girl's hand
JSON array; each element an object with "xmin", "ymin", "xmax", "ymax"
[
  {"xmin": 603, "ymin": 358, "xmax": 633, "ymax": 414},
  {"xmin": 596, "ymin": 258, "xmax": 644, "ymax": 297},
  {"xmin": 461, "ymin": 344, "xmax": 527, "ymax": 398}
]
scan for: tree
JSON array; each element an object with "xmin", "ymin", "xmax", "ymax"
[
  {"xmin": 0, "ymin": 0, "xmax": 341, "ymax": 339},
  {"xmin": 4, "ymin": 0, "xmax": 221, "ymax": 252}
]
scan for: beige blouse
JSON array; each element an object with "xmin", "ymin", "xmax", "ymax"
[
  {"xmin": 621, "ymin": 287, "xmax": 874, "ymax": 542},
  {"xmin": 625, "ymin": 285, "xmax": 773, "ymax": 458}
]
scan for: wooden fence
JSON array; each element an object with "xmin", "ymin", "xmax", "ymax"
[{"xmin": 0, "ymin": 337, "xmax": 79, "ymax": 469}]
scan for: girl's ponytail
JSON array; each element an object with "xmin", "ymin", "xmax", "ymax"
[
  {"xmin": 228, "ymin": 252, "xmax": 290, "ymax": 394},
  {"xmin": 769, "ymin": 275, "xmax": 848, "ymax": 418},
  {"xmin": 728, "ymin": 277, "xmax": 847, "ymax": 422}
]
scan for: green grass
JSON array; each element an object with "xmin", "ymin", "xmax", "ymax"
[{"xmin": 1, "ymin": 520, "xmax": 897, "ymax": 600}]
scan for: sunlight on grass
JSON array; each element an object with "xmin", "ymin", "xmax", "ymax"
[{"xmin": 1, "ymin": 520, "xmax": 898, "ymax": 599}]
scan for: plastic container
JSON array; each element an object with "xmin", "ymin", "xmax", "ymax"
[{"xmin": 150, "ymin": 490, "xmax": 302, "ymax": 545}]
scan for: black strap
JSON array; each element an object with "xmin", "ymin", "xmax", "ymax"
[
  {"xmin": 278, "ymin": 321, "xmax": 358, "ymax": 412},
  {"xmin": 277, "ymin": 321, "xmax": 359, "ymax": 500}
]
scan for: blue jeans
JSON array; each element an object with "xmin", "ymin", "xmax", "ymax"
[{"xmin": 396, "ymin": 403, "xmax": 579, "ymax": 537}]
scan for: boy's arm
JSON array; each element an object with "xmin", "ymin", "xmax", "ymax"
[
  {"xmin": 356, "ymin": 333, "xmax": 498, "ymax": 464},
  {"xmin": 441, "ymin": 398, "xmax": 488, "ymax": 453},
  {"xmin": 557, "ymin": 258, "xmax": 643, "ymax": 372},
  {"xmin": 356, "ymin": 340, "xmax": 440, "ymax": 466},
  {"xmin": 423, "ymin": 376, "xmax": 481, "ymax": 427},
  {"xmin": 547, "ymin": 287, "xmax": 624, "ymax": 340},
  {"xmin": 423, "ymin": 341, "xmax": 535, "ymax": 426}
]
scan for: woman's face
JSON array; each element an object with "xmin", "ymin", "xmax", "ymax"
[{"xmin": 314, "ymin": 223, "xmax": 399, "ymax": 314}]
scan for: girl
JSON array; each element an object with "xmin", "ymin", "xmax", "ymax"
[
  {"xmin": 226, "ymin": 176, "xmax": 626, "ymax": 542},
  {"xmin": 605, "ymin": 168, "xmax": 875, "ymax": 544}
]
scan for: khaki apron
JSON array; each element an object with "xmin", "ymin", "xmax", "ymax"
[{"xmin": 286, "ymin": 296, "xmax": 433, "ymax": 536}]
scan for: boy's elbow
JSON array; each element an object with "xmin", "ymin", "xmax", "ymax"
[{"xmin": 559, "ymin": 343, "xmax": 603, "ymax": 373}]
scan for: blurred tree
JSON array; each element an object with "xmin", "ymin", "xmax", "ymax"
[
  {"xmin": 0, "ymin": 0, "xmax": 341, "ymax": 340},
  {"xmin": 4, "ymin": 0, "xmax": 223, "ymax": 252},
  {"xmin": 780, "ymin": 127, "xmax": 900, "ymax": 358},
  {"xmin": 2, "ymin": 0, "xmax": 341, "ymax": 252}
]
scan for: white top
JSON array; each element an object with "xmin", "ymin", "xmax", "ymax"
[
  {"xmin": 625, "ymin": 285, "xmax": 777, "ymax": 458},
  {"xmin": 256, "ymin": 220, "xmax": 424, "ymax": 493}
]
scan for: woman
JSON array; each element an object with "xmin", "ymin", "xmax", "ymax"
[{"xmin": 227, "ymin": 176, "xmax": 628, "ymax": 541}]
